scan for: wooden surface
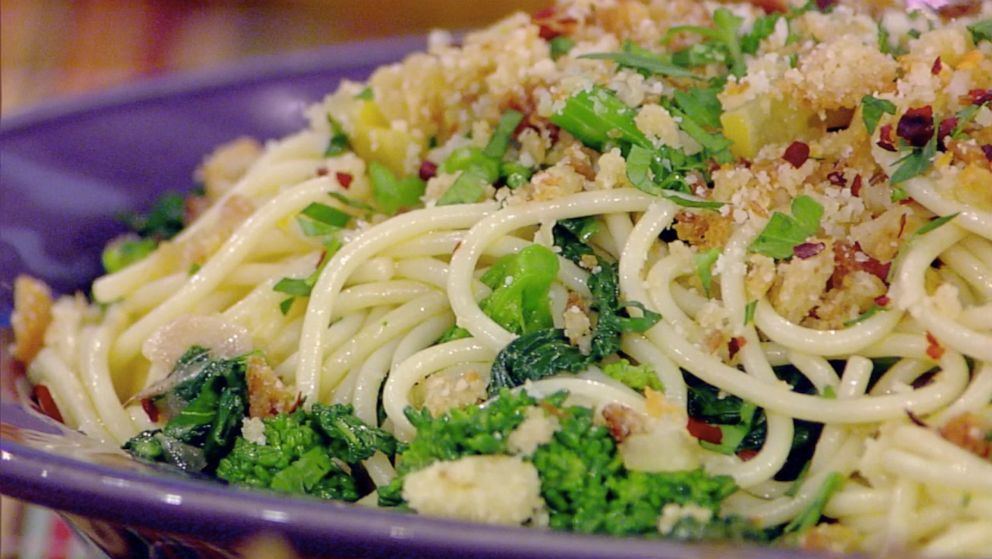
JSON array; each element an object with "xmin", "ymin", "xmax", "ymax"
[{"xmin": 0, "ymin": 0, "xmax": 547, "ymax": 114}]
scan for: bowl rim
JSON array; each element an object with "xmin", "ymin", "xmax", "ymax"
[{"xmin": 1, "ymin": 37, "xmax": 835, "ymax": 559}]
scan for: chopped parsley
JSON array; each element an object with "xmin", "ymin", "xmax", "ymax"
[
  {"xmin": 664, "ymin": 8, "xmax": 746, "ymax": 77},
  {"xmin": 581, "ymin": 41, "xmax": 698, "ymax": 79},
  {"xmin": 889, "ymin": 132, "xmax": 937, "ymax": 184},
  {"xmin": 369, "ymin": 161, "xmax": 426, "ymax": 214},
  {"xmin": 749, "ymin": 195, "xmax": 824, "ymax": 260},
  {"xmin": 860, "ymin": 95, "xmax": 896, "ymax": 135},
  {"xmin": 325, "ymin": 116, "xmax": 350, "ymax": 156},
  {"xmin": 694, "ymin": 248, "xmax": 720, "ymax": 297},
  {"xmin": 550, "ymin": 86, "xmax": 650, "ymax": 151},
  {"xmin": 911, "ymin": 213, "xmax": 959, "ymax": 240},
  {"xmin": 968, "ymin": 20, "xmax": 992, "ymax": 44},
  {"xmin": 744, "ymin": 300, "xmax": 757, "ymax": 325},
  {"xmin": 549, "ymin": 36, "xmax": 575, "ymax": 60}
]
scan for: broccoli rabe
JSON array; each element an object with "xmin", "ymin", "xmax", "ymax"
[
  {"xmin": 124, "ymin": 346, "xmax": 248, "ymax": 472},
  {"xmin": 378, "ymin": 389, "xmax": 545, "ymax": 505},
  {"xmin": 533, "ymin": 404, "xmax": 737, "ymax": 535},
  {"xmin": 217, "ymin": 403, "xmax": 396, "ymax": 502},
  {"xmin": 382, "ymin": 389, "xmax": 755, "ymax": 541},
  {"xmin": 602, "ymin": 359, "xmax": 663, "ymax": 393}
]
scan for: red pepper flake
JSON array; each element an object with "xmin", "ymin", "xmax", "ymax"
[
  {"xmin": 874, "ymin": 295, "xmax": 890, "ymax": 307},
  {"xmin": 938, "ymin": 2, "xmax": 981, "ymax": 17},
  {"xmin": 877, "ymin": 124, "xmax": 897, "ymax": 152},
  {"xmin": 335, "ymin": 172, "xmax": 353, "ymax": 189},
  {"xmin": 728, "ymin": 336, "xmax": 747, "ymax": 359},
  {"xmin": 418, "ymin": 160, "xmax": 438, "ymax": 181},
  {"xmin": 937, "ymin": 117, "xmax": 958, "ymax": 151},
  {"xmin": 141, "ymin": 398, "xmax": 160, "ymax": 423},
  {"xmin": 982, "ymin": 144, "xmax": 992, "ymax": 162},
  {"xmin": 737, "ymin": 449, "xmax": 759, "ymax": 461},
  {"xmin": 794, "ymin": 241, "xmax": 826, "ymax": 259},
  {"xmin": 968, "ymin": 89, "xmax": 992, "ymax": 106},
  {"xmin": 851, "ymin": 175, "xmax": 863, "ymax": 197},
  {"xmin": 783, "ymin": 141, "xmax": 810, "ymax": 168},
  {"xmin": 687, "ymin": 417, "xmax": 723, "ymax": 445},
  {"xmin": 745, "ymin": 0, "xmax": 788, "ymax": 13},
  {"xmin": 897, "ymin": 106, "xmax": 935, "ymax": 148},
  {"xmin": 931, "ymin": 57, "xmax": 942, "ymax": 75},
  {"xmin": 315, "ymin": 166, "xmax": 329, "ymax": 177},
  {"xmin": 532, "ymin": 7, "xmax": 575, "ymax": 40},
  {"xmin": 827, "ymin": 170, "xmax": 846, "ymax": 186},
  {"xmin": 926, "ymin": 332, "xmax": 945, "ymax": 361},
  {"xmin": 33, "ymin": 385, "xmax": 64, "ymax": 424}
]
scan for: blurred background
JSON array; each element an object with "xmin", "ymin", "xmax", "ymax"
[
  {"xmin": 1, "ymin": 2, "xmax": 545, "ymax": 556},
  {"xmin": 0, "ymin": 0, "xmax": 546, "ymax": 115}
]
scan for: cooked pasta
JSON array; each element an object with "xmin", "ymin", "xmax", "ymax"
[{"xmin": 10, "ymin": 0, "xmax": 992, "ymax": 554}]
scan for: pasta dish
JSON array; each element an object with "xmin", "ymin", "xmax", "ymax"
[{"xmin": 10, "ymin": 0, "xmax": 992, "ymax": 555}]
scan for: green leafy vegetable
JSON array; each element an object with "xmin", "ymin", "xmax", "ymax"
[
  {"xmin": 860, "ymin": 95, "xmax": 896, "ymax": 135},
  {"xmin": 694, "ymin": 248, "xmax": 720, "ymax": 297},
  {"xmin": 889, "ymin": 132, "xmax": 937, "ymax": 184},
  {"xmin": 821, "ymin": 385, "xmax": 836, "ymax": 400},
  {"xmin": 354, "ymin": 87, "xmax": 373, "ymax": 100},
  {"xmin": 580, "ymin": 42, "xmax": 699, "ymax": 78},
  {"xmin": 602, "ymin": 359, "xmax": 663, "ymax": 392},
  {"xmin": 478, "ymin": 245, "xmax": 560, "ymax": 335},
  {"xmin": 102, "ymin": 237, "xmax": 157, "ymax": 273},
  {"xmin": 369, "ymin": 161, "xmax": 426, "ymax": 214},
  {"xmin": 438, "ymin": 110, "xmax": 524, "ymax": 205},
  {"xmin": 624, "ymin": 145, "xmax": 722, "ymax": 209},
  {"xmin": 123, "ymin": 347, "xmax": 249, "ymax": 473},
  {"xmin": 377, "ymin": 389, "xmax": 545, "ymax": 505},
  {"xmin": 783, "ymin": 472, "xmax": 843, "ymax": 534},
  {"xmin": 911, "ymin": 213, "xmax": 959, "ymax": 239},
  {"xmin": 740, "ymin": 14, "xmax": 781, "ymax": 55},
  {"xmin": 664, "ymin": 8, "xmax": 746, "ymax": 77},
  {"xmin": 487, "ymin": 329, "xmax": 591, "ymax": 395},
  {"xmin": 120, "ymin": 192, "xmax": 186, "ymax": 241},
  {"xmin": 325, "ymin": 116, "xmax": 350, "ymax": 156},
  {"xmin": 550, "ymin": 86, "xmax": 650, "ymax": 151},
  {"xmin": 483, "ymin": 110, "xmax": 524, "ymax": 160},
  {"xmin": 215, "ymin": 403, "xmax": 393, "ymax": 502},
  {"xmin": 666, "ymin": 87, "xmax": 734, "ymax": 163},
  {"xmin": 749, "ymin": 195, "xmax": 824, "ymax": 259},
  {"xmin": 968, "ymin": 19, "xmax": 992, "ymax": 43},
  {"xmin": 382, "ymin": 390, "xmax": 751, "ymax": 539},
  {"xmin": 500, "ymin": 162, "xmax": 533, "ymax": 189},
  {"xmin": 550, "ymin": 36, "xmax": 575, "ymax": 60},
  {"xmin": 437, "ymin": 170, "xmax": 488, "ymax": 205},
  {"xmin": 274, "ymin": 200, "xmax": 354, "ymax": 313},
  {"xmin": 309, "ymin": 403, "xmax": 398, "ymax": 464},
  {"xmin": 532, "ymin": 404, "xmax": 738, "ymax": 535},
  {"xmin": 744, "ymin": 300, "xmax": 757, "ymax": 325},
  {"xmin": 487, "ymin": 229, "xmax": 660, "ymax": 394}
]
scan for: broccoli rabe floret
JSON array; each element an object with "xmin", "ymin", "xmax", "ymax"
[
  {"xmin": 602, "ymin": 359, "xmax": 664, "ymax": 393},
  {"xmin": 378, "ymin": 389, "xmax": 547, "ymax": 505},
  {"xmin": 381, "ymin": 389, "xmax": 753, "ymax": 540},
  {"xmin": 311, "ymin": 403, "xmax": 397, "ymax": 463},
  {"xmin": 533, "ymin": 404, "xmax": 736, "ymax": 535},
  {"xmin": 217, "ymin": 403, "xmax": 395, "ymax": 502}
]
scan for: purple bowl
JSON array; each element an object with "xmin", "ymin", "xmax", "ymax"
[{"xmin": 1, "ymin": 39, "xmax": 837, "ymax": 559}]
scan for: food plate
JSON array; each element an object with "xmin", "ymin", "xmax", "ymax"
[{"xmin": 0, "ymin": 38, "xmax": 813, "ymax": 559}]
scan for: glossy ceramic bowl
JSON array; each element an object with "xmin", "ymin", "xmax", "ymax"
[{"xmin": 1, "ymin": 38, "xmax": 828, "ymax": 559}]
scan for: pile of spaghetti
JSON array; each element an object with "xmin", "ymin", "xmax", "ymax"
[{"xmin": 11, "ymin": 0, "xmax": 992, "ymax": 555}]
